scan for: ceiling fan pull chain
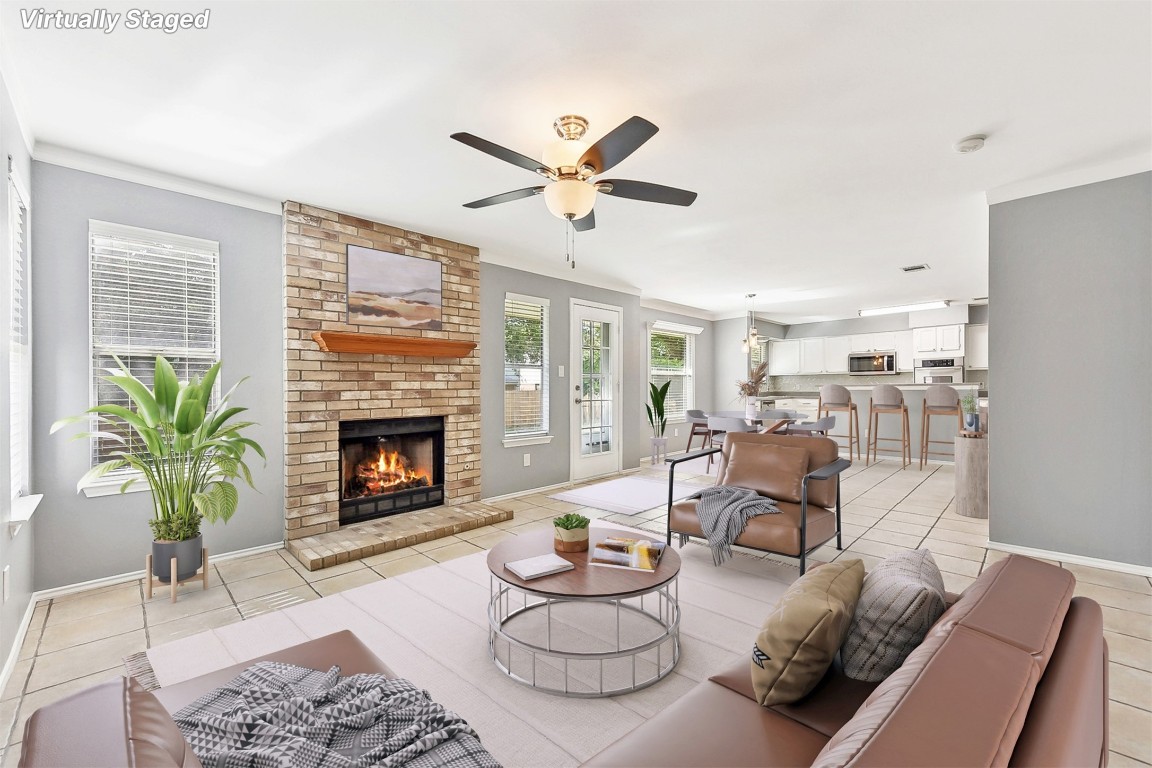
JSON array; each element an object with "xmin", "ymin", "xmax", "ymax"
[{"xmin": 569, "ymin": 217, "xmax": 576, "ymax": 269}]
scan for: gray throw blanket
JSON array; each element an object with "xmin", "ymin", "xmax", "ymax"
[
  {"xmin": 691, "ymin": 485, "xmax": 780, "ymax": 565},
  {"xmin": 173, "ymin": 661, "xmax": 501, "ymax": 768}
]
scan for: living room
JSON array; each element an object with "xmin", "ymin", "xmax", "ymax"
[{"xmin": 0, "ymin": 2, "xmax": 1149, "ymax": 766}]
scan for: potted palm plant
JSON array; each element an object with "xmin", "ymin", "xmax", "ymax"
[
  {"xmin": 646, "ymin": 381, "xmax": 670, "ymax": 464},
  {"xmin": 961, "ymin": 393, "xmax": 980, "ymax": 431},
  {"xmin": 52, "ymin": 356, "xmax": 265, "ymax": 584}
]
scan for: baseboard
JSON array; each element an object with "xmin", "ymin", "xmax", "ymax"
[
  {"xmin": 30, "ymin": 541, "xmax": 285, "ymax": 601},
  {"xmin": 481, "ymin": 465, "xmax": 643, "ymax": 504},
  {"xmin": 0, "ymin": 598, "xmax": 38, "ymax": 709},
  {"xmin": 986, "ymin": 540, "xmax": 1152, "ymax": 578}
]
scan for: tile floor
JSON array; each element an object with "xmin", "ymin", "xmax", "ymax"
[{"xmin": 1, "ymin": 458, "xmax": 1149, "ymax": 766}]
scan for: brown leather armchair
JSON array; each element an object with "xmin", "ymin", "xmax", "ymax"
[{"xmin": 666, "ymin": 432, "xmax": 850, "ymax": 574}]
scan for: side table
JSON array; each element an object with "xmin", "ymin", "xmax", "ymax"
[{"xmin": 955, "ymin": 435, "xmax": 989, "ymax": 518}]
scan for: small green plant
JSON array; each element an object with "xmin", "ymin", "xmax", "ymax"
[
  {"xmin": 646, "ymin": 381, "xmax": 670, "ymax": 438},
  {"xmin": 961, "ymin": 393, "xmax": 978, "ymax": 414},
  {"xmin": 553, "ymin": 512, "xmax": 590, "ymax": 530}
]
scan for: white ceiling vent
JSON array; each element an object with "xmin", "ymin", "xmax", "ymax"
[{"xmin": 901, "ymin": 263, "xmax": 930, "ymax": 273}]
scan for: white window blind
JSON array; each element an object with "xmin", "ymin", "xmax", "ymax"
[
  {"xmin": 504, "ymin": 294, "xmax": 549, "ymax": 437},
  {"xmin": 9, "ymin": 171, "xmax": 30, "ymax": 498},
  {"xmin": 649, "ymin": 329, "xmax": 694, "ymax": 422},
  {"xmin": 89, "ymin": 220, "xmax": 220, "ymax": 467}
]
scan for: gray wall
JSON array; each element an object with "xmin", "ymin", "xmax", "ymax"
[
  {"xmin": 0, "ymin": 72, "xmax": 35, "ymax": 665},
  {"xmin": 989, "ymin": 172, "xmax": 1151, "ymax": 567},
  {"xmin": 712, "ymin": 317, "xmax": 752, "ymax": 411},
  {"xmin": 479, "ymin": 263, "xmax": 715, "ymax": 498},
  {"xmin": 783, "ymin": 313, "xmax": 916, "ymax": 339},
  {"xmin": 31, "ymin": 163, "xmax": 284, "ymax": 588}
]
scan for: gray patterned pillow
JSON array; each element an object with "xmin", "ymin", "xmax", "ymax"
[{"xmin": 840, "ymin": 549, "xmax": 946, "ymax": 682}]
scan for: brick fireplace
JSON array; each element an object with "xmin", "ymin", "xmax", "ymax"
[{"xmin": 282, "ymin": 202, "xmax": 499, "ymax": 568}]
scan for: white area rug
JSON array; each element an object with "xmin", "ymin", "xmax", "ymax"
[
  {"xmin": 549, "ymin": 476, "xmax": 700, "ymax": 515},
  {"xmin": 146, "ymin": 529, "xmax": 795, "ymax": 768}
]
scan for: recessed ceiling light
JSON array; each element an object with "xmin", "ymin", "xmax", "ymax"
[
  {"xmin": 954, "ymin": 135, "xmax": 986, "ymax": 154},
  {"xmin": 859, "ymin": 300, "xmax": 949, "ymax": 317}
]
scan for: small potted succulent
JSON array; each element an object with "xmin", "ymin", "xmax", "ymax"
[
  {"xmin": 961, "ymin": 393, "xmax": 980, "ymax": 431},
  {"xmin": 553, "ymin": 512, "xmax": 590, "ymax": 553}
]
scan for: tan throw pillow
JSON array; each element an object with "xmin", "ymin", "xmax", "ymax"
[
  {"xmin": 841, "ymin": 549, "xmax": 947, "ymax": 682},
  {"xmin": 723, "ymin": 441, "xmax": 810, "ymax": 503},
  {"xmin": 751, "ymin": 559, "xmax": 865, "ymax": 706}
]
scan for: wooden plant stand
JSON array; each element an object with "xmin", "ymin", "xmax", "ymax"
[{"xmin": 145, "ymin": 548, "xmax": 209, "ymax": 603}]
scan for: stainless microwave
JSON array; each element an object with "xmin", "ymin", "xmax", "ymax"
[{"xmin": 849, "ymin": 351, "xmax": 897, "ymax": 375}]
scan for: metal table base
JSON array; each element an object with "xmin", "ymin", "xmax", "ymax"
[{"xmin": 488, "ymin": 573, "xmax": 680, "ymax": 698}]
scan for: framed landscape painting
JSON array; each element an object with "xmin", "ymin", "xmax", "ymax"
[{"xmin": 346, "ymin": 245, "xmax": 443, "ymax": 330}]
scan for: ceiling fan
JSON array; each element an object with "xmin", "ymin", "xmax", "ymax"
[{"xmin": 450, "ymin": 115, "xmax": 697, "ymax": 233}]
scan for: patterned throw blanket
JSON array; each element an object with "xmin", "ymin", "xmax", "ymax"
[
  {"xmin": 173, "ymin": 662, "xmax": 501, "ymax": 768},
  {"xmin": 690, "ymin": 485, "xmax": 780, "ymax": 565}
]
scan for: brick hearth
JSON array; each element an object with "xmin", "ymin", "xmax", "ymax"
[{"xmin": 282, "ymin": 201, "xmax": 488, "ymax": 567}]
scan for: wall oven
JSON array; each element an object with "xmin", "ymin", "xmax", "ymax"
[
  {"xmin": 914, "ymin": 357, "xmax": 965, "ymax": 384},
  {"xmin": 849, "ymin": 351, "xmax": 897, "ymax": 375}
]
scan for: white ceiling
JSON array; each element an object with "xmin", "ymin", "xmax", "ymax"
[{"xmin": 2, "ymin": 1, "xmax": 1149, "ymax": 322}]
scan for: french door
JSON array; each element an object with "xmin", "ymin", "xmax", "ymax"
[{"xmin": 570, "ymin": 300, "xmax": 623, "ymax": 481}]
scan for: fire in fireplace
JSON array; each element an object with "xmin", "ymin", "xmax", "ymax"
[{"xmin": 339, "ymin": 416, "xmax": 445, "ymax": 525}]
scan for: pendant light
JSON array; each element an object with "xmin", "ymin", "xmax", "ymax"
[{"xmin": 741, "ymin": 293, "xmax": 758, "ymax": 353}]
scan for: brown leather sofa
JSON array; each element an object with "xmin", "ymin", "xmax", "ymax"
[
  {"xmin": 585, "ymin": 554, "xmax": 1109, "ymax": 767},
  {"xmin": 668, "ymin": 432, "xmax": 851, "ymax": 574},
  {"xmin": 19, "ymin": 630, "xmax": 395, "ymax": 768}
]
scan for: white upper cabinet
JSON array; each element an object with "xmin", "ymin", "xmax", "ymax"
[
  {"xmin": 872, "ymin": 331, "xmax": 897, "ymax": 351},
  {"xmin": 767, "ymin": 339, "xmax": 800, "ymax": 375},
  {"xmin": 911, "ymin": 325, "xmax": 965, "ymax": 357},
  {"xmin": 850, "ymin": 334, "xmax": 873, "ymax": 352},
  {"xmin": 799, "ymin": 338, "xmax": 826, "ymax": 374},
  {"xmin": 823, "ymin": 336, "xmax": 853, "ymax": 373},
  {"xmin": 895, "ymin": 330, "xmax": 914, "ymax": 371},
  {"xmin": 966, "ymin": 325, "xmax": 989, "ymax": 368}
]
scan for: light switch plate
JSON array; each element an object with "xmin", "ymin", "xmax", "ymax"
[
  {"xmin": 2, "ymin": 565, "xmax": 9, "ymax": 603},
  {"xmin": 558, "ymin": 365, "xmax": 565, "ymax": 378}
]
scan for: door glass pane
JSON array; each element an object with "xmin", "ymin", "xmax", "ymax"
[{"xmin": 580, "ymin": 319, "xmax": 613, "ymax": 456}]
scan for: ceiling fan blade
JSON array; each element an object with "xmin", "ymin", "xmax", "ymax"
[
  {"xmin": 572, "ymin": 210, "xmax": 596, "ymax": 232},
  {"xmin": 599, "ymin": 179, "xmax": 697, "ymax": 206},
  {"xmin": 463, "ymin": 187, "xmax": 544, "ymax": 209},
  {"xmin": 451, "ymin": 132, "xmax": 555, "ymax": 176},
  {"xmin": 577, "ymin": 116, "xmax": 658, "ymax": 174}
]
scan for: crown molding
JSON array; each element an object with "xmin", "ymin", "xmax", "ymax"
[
  {"xmin": 33, "ymin": 143, "xmax": 283, "ymax": 214},
  {"xmin": 986, "ymin": 154, "xmax": 1152, "ymax": 205},
  {"xmin": 637, "ymin": 297, "xmax": 718, "ymax": 322}
]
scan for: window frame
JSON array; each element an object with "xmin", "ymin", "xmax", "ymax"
[
  {"xmin": 84, "ymin": 220, "xmax": 221, "ymax": 495},
  {"xmin": 8, "ymin": 161, "xmax": 33, "ymax": 513},
  {"xmin": 647, "ymin": 323, "xmax": 697, "ymax": 424},
  {"xmin": 502, "ymin": 292, "xmax": 552, "ymax": 447}
]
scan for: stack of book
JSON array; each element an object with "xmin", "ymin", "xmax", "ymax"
[{"xmin": 589, "ymin": 537, "xmax": 667, "ymax": 572}]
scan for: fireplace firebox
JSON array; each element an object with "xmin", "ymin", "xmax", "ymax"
[{"xmin": 339, "ymin": 416, "xmax": 445, "ymax": 525}]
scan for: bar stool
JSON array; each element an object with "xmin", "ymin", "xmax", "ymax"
[
  {"xmin": 685, "ymin": 409, "xmax": 711, "ymax": 452},
  {"xmin": 818, "ymin": 384, "xmax": 861, "ymax": 460},
  {"xmin": 867, "ymin": 384, "xmax": 911, "ymax": 468},
  {"xmin": 920, "ymin": 384, "xmax": 963, "ymax": 469}
]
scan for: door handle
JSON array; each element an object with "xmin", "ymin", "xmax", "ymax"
[{"xmin": 574, "ymin": 398, "xmax": 582, "ymax": 404}]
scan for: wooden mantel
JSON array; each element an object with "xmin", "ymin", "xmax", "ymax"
[{"xmin": 312, "ymin": 331, "xmax": 476, "ymax": 357}]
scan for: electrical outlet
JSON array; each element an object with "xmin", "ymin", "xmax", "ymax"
[
  {"xmin": 464, "ymin": 462, "xmax": 472, "ymax": 470},
  {"xmin": 674, "ymin": 428, "xmax": 679, "ymax": 437},
  {"xmin": 2, "ymin": 565, "xmax": 8, "ymax": 603},
  {"xmin": 558, "ymin": 365, "xmax": 565, "ymax": 378},
  {"xmin": 523, "ymin": 453, "xmax": 531, "ymax": 467}
]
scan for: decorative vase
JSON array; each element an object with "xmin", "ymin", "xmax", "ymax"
[
  {"xmin": 745, "ymin": 398, "xmax": 758, "ymax": 420},
  {"xmin": 964, "ymin": 412, "xmax": 979, "ymax": 431},
  {"xmin": 554, "ymin": 526, "xmax": 589, "ymax": 553},
  {"xmin": 151, "ymin": 535, "xmax": 203, "ymax": 583}
]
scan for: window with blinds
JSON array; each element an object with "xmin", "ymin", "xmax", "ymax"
[
  {"xmin": 9, "ymin": 172, "xmax": 30, "ymax": 498},
  {"xmin": 89, "ymin": 220, "xmax": 220, "ymax": 468},
  {"xmin": 650, "ymin": 330, "xmax": 694, "ymax": 422},
  {"xmin": 504, "ymin": 294, "xmax": 549, "ymax": 436}
]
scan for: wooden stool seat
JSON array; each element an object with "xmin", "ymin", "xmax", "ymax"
[
  {"xmin": 867, "ymin": 385, "xmax": 911, "ymax": 469},
  {"xmin": 920, "ymin": 385, "xmax": 964, "ymax": 469}
]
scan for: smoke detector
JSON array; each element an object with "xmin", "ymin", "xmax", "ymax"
[{"xmin": 954, "ymin": 135, "xmax": 986, "ymax": 154}]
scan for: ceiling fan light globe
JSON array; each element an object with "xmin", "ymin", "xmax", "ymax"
[{"xmin": 543, "ymin": 179, "xmax": 597, "ymax": 220}]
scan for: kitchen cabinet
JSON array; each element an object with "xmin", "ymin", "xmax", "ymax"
[
  {"xmin": 773, "ymin": 397, "xmax": 820, "ymax": 417},
  {"xmin": 912, "ymin": 325, "xmax": 965, "ymax": 357},
  {"xmin": 850, "ymin": 334, "xmax": 874, "ymax": 352},
  {"xmin": 872, "ymin": 331, "xmax": 897, "ymax": 351},
  {"xmin": 767, "ymin": 339, "xmax": 800, "ymax": 375},
  {"xmin": 966, "ymin": 324, "xmax": 989, "ymax": 368},
  {"xmin": 823, "ymin": 336, "xmax": 852, "ymax": 373},
  {"xmin": 895, "ymin": 330, "xmax": 914, "ymax": 371},
  {"xmin": 799, "ymin": 338, "xmax": 826, "ymax": 374}
]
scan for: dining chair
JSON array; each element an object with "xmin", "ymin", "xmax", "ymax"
[
  {"xmin": 685, "ymin": 409, "xmax": 711, "ymax": 452},
  {"xmin": 784, "ymin": 415, "xmax": 837, "ymax": 437}
]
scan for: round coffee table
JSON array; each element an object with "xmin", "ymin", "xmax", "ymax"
[{"xmin": 486, "ymin": 526, "xmax": 681, "ymax": 697}]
